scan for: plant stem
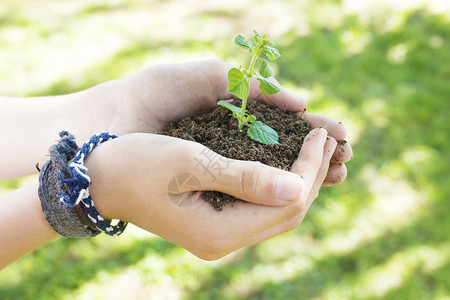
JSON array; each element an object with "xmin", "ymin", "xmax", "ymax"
[{"xmin": 238, "ymin": 48, "xmax": 259, "ymax": 130}]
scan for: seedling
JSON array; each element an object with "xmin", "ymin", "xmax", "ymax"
[{"xmin": 218, "ymin": 30, "xmax": 282, "ymax": 145}]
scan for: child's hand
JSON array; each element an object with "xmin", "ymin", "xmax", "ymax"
[
  {"xmin": 0, "ymin": 59, "xmax": 352, "ymax": 266},
  {"xmin": 85, "ymin": 128, "xmax": 335, "ymax": 260},
  {"xmin": 97, "ymin": 59, "xmax": 352, "ymax": 186}
]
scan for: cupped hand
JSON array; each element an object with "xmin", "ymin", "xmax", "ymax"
[
  {"xmin": 86, "ymin": 127, "xmax": 335, "ymax": 260},
  {"xmin": 97, "ymin": 59, "xmax": 352, "ymax": 186}
]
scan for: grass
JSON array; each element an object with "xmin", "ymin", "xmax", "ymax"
[{"xmin": 0, "ymin": 0, "xmax": 449, "ymax": 299}]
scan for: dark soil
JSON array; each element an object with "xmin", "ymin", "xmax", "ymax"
[{"xmin": 161, "ymin": 100, "xmax": 312, "ymax": 210}]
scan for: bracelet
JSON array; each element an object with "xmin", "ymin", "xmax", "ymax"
[{"xmin": 38, "ymin": 131, "xmax": 127, "ymax": 238}]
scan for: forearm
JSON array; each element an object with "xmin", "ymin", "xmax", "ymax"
[
  {"xmin": 0, "ymin": 134, "xmax": 120, "ymax": 269},
  {"xmin": 0, "ymin": 81, "xmax": 120, "ymax": 179},
  {"xmin": 0, "ymin": 180, "xmax": 59, "ymax": 270}
]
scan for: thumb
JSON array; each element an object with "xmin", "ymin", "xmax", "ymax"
[{"xmin": 197, "ymin": 158, "xmax": 304, "ymax": 206}]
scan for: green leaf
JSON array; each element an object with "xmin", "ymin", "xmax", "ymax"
[
  {"xmin": 265, "ymin": 38, "xmax": 276, "ymax": 47},
  {"xmin": 262, "ymin": 45, "xmax": 281, "ymax": 60},
  {"xmin": 217, "ymin": 100, "xmax": 242, "ymax": 117},
  {"xmin": 246, "ymin": 114, "xmax": 256, "ymax": 124},
  {"xmin": 256, "ymin": 75, "xmax": 281, "ymax": 95},
  {"xmin": 253, "ymin": 30, "xmax": 263, "ymax": 43},
  {"xmin": 227, "ymin": 68, "xmax": 249, "ymax": 101},
  {"xmin": 234, "ymin": 34, "xmax": 254, "ymax": 52},
  {"xmin": 247, "ymin": 121, "xmax": 279, "ymax": 144},
  {"xmin": 259, "ymin": 58, "xmax": 273, "ymax": 78}
]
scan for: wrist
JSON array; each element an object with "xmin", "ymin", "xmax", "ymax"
[
  {"xmin": 83, "ymin": 139, "xmax": 124, "ymax": 221},
  {"xmin": 74, "ymin": 83, "xmax": 118, "ymax": 135},
  {"xmin": 80, "ymin": 78, "xmax": 136, "ymax": 136}
]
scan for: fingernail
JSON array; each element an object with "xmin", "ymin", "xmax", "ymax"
[
  {"xmin": 325, "ymin": 137, "xmax": 337, "ymax": 156},
  {"xmin": 311, "ymin": 127, "xmax": 327, "ymax": 137},
  {"xmin": 276, "ymin": 174, "xmax": 303, "ymax": 202}
]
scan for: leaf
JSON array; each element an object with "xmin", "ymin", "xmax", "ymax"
[
  {"xmin": 265, "ymin": 38, "xmax": 276, "ymax": 47},
  {"xmin": 227, "ymin": 68, "xmax": 249, "ymax": 101},
  {"xmin": 234, "ymin": 34, "xmax": 254, "ymax": 53},
  {"xmin": 253, "ymin": 30, "xmax": 263, "ymax": 43},
  {"xmin": 247, "ymin": 121, "xmax": 279, "ymax": 144},
  {"xmin": 246, "ymin": 114, "xmax": 256, "ymax": 124},
  {"xmin": 262, "ymin": 45, "xmax": 281, "ymax": 60},
  {"xmin": 259, "ymin": 58, "xmax": 273, "ymax": 78},
  {"xmin": 256, "ymin": 75, "xmax": 281, "ymax": 95},
  {"xmin": 217, "ymin": 100, "xmax": 242, "ymax": 117}
]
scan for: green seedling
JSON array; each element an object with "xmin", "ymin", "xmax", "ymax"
[{"xmin": 218, "ymin": 30, "xmax": 282, "ymax": 145}]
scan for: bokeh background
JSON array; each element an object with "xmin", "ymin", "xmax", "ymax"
[{"xmin": 1, "ymin": 0, "xmax": 449, "ymax": 299}]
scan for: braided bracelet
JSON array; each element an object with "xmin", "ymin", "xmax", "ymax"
[{"xmin": 38, "ymin": 131, "xmax": 127, "ymax": 238}]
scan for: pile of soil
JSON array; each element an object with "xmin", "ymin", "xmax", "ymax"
[{"xmin": 161, "ymin": 100, "xmax": 312, "ymax": 210}]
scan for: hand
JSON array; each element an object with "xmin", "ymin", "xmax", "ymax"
[
  {"xmin": 85, "ymin": 127, "xmax": 336, "ymax": 260},
  {"xmin": 0, "ymin": 60, "xmax": 351, "ymax": 267},
  {"xmin": 93, "ymin": 59, "xmax": 352, "ymax": 186}
]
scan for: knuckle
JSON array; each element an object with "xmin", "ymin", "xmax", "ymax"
[
  {"xmin": 303, "ymin": 149, "xmax": 324, "ymax": 171},
  {"xmin": 240, "ymin": 164, "xmax": 256, "ymax": 199},
  {"xmin": 210, "ymin": 58, "xmax": 224, "ymax": 66},
  {"xmin": 240, "ymin": 161, "xmax": 273, "ymax": 202},
  {"xmin": 208, "ymin": 58, "xmax": 230, "ymax": 71},
  {"xmin": 145, "ymin": 63, "xmax": 171, "ymax": 79},
  {"xmin": 166, "ymin": 140, "xmax": 205, "ymax": 172},
  {"xmin": 180, "ymin": 141, "xmax": 203, "ymax": 161}
]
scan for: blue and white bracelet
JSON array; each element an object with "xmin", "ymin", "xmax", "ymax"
[
  {"xmin": 60, "ymin": 132, "xmax": 127, "ymax": 236},
  {"xmin": 38, "ymin": 131, "xmax": 127, "ymax": 238}
]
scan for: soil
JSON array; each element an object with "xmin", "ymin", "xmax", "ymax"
[{"xmin": 161, "ymin": 100, "xmax": 312, "ymax": 210}]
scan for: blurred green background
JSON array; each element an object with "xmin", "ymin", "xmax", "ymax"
[{"xmin": 1, "ymin": 0, "xmax": 449, "ymax": 299}]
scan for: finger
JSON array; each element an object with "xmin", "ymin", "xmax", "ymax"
[
  {"xmin": 177, "ymin": 128, "xmax": 328, "ymax": 234},
  {"xmin": 166, "ymin": 128, "xmax": 328, "ymax": 208},
  {"xmin": 323, "ymin": 163, "xmax": 347, "ymax": 186},
  {"xmin": 193, "ymin": 153, "xmax": 304, "ymax": 206},
  {"xmin": 300, "ymin": 111, "xmax": 353, "ymax": 164},
  {"xmin": 279, "ymin": 136, "xmax": 336, "ymax": 231},
  {"xmin": 247, "ymin": 77, "xmax": 307, "ymax": 112},
  {"xmin": 164, "ymin": 128, "xmax": 329, "ymax": 257},
  {"xmin": 306, "ymin": 138, "xmax": 337, "ymax": 203},
  {"xmin": 300, "ymin": 111, "xmax": 347, "ymax": 141},
  {"xmin": 290, "ymin": 127, "xmax": 329, "ymax": 201},
  {"xmin": 331, "ymin": 141, "xmax": 353, "ymax": 164},
  {"xmin": 226, "ymin": 137, "xmax": 337, "ymax": 252}
]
